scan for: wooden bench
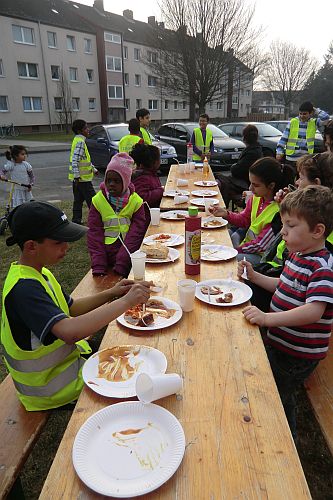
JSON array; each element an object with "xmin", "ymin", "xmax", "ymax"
[
  {"xmin": 304, "ymin": 342, "xmax": 333, "ymax": 454},
  {"xmin": 0, "ymin": 269, "xmax": 118, "ymax": 498}
]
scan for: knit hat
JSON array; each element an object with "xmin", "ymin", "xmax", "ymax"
[{"xmin": 105, "ymin": 153, "xmax": 134, "ymax": 192}]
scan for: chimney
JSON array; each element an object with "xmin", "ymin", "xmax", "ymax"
[
  {"xmin": 158, "ymin": 21, "xmax": 165, "ymax": 29},
  {"xmin": 148, "ymin": 16, "xmax": 156, "ymax": 26},
  {"xmin": 93, "ymin": 0, "xmax": 104, "ymax": 12},
  {"xmin": 123, "ymin": 9, "xmax": 133, "ymax": 20}
]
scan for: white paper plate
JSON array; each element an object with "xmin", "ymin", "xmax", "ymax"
[
  {"xmin": 82, "ymin": 346, "xmax": 167, "ymax": 398},
  {"xmin": 201, "ymin": 245, "xmax": 238, "ymax": 261},
  {"xmin": 194, "ymin": 180, "xmax": 218, "ymax": 187},
  {"xmin": 195, "ymin": 279, "xmax": 252, "ymax": 307},
  {"xmin": 189, "ymin": 198, "xmax": 219, "ymax": 207},
  {"xmin": 201, "ymin": 216, "xmax": 228, "ymax": 229},
  {"xmin": 201, "ymin": 236, "xmax": 215, "ymax": 245},
  {"xmin": 161, "ymin": 210, "xmax": 188, "ymax": 220},
  {"xmin": 72, "ymin": 401, "xmax": 186, "ymax": 498},
  {"xmin": 163, "ymin": 190, "xmax": 190, "ymax": 197},
  {"xmin": 191, "ymin": 189, "xmax": 218, "ymax": 197},
  {"xmin": 117, "ymin": 296, "xmax": 182, "ymax": 331},
  {"xmin": 143, "ymin": 233, "xmax": 184, "ymax": 247},
  {"xmin": 145, "ymin": 247, "xmax": 180, "ymax": 263}
]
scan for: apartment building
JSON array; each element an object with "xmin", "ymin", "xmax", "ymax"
[{"xmin": 0, "ymin": 0, "xmax": 101, "ymax": 131}]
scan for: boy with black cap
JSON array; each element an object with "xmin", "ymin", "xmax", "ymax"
[{"xmin": 1, "ymin": 201, "xmax": 150, "ymax": 411}]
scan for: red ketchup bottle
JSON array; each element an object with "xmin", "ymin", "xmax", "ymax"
[{"xmin": 185, "ymin": 206, "xmax": 201, "ymax": 275}]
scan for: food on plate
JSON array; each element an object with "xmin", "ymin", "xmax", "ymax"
[
  {"xmin": 154, "ymin": 233, "xmax": 171, "ymax": 241},
  {"xmin": 124, "ymin": 299, "xmax": 176, "ymax": 327},
  {"xmin": 142, "ymin": 243, "xmax": 169, "ymax": 260},
  {"xmin": 138, "ymin": 312, "xmax": 154, "ymax": 327},
  {"xmin": 201, "ymin": 285, "xmax": 222, "ymax": 295},
  {"xmin": 97, "ymin": 346, "xmax": 141, "ymax": 382},
  {"xmin": 176, "ymin": 213, "xmax": 186, "ymax": 219},
  {"xmin": 203, "ymin": 219, "xmax": 222, "ymax": 228},
  {"xmin": 216, "ymin": 292, "xmax": 233, "ymax": 303}
]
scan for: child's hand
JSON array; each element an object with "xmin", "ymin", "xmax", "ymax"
[
  {"xmin": 209, "ymin": 205, "xmax": 228, "ymax": 218},
  {"xmin": 93, "ymin": 167, "xmax": 99, "ymax": 175},
  {"xmin": 111, "ymin": 278, "xmax": 135, "ymax": 296},
  {"xmin": 123, "ymin": 282, "xmax": 151, "ymax": 308},
  {"xmin": 274, "ymin": 187, "xmax": 290, "ymax": 204},
  {"xmin": 0, "ymin": 175, "xmax": 6, "ymax": 181},
  {"xmin": 242, "ymin": 305, "xmax": 267, "ymax": 326},
  {"xmin": 237, "ymin": 260, "xmax": 254, "ymax": 281}
]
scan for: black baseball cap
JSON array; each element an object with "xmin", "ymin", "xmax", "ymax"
[{"xmin": 6, "ymin": 201, "xmax": 87, "ymax": 247}]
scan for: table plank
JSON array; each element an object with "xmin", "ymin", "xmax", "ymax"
[
  {"xmin": 40, "ymin": 211, "xmax": 310, "ymax": 499},
  {"xmin": 160, "ymin": 164, "xmax": 225, "ymax": 211}
]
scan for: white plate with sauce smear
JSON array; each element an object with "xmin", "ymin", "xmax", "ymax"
[{"xmin": 195, "ymin": 279, "xmax": 253, "ymax": 307}]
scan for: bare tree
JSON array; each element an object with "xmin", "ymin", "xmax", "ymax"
[
  {"xmin": 143, "ymin": 0, "xmax": 264, "ymax": 120},
  {"xmin": 55, "ymin": 67, "xmax": 75, "ymax": 133},
  {"xmin": 261, "ymin": 40, "xmax": 319, "ymax": 118}
]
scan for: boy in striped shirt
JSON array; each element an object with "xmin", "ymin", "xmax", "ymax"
[{"xmin": 239, "ymin": 186, "xmax": 333, "ymax": 438}]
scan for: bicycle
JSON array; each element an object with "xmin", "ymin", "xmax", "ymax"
[
  {"xmin": 5, "ymin": 123, "xmax": 20, "ymax": 137},
  {"xmin": 0, "ymin": 178, "xmax": 31, "ymax": 235}
]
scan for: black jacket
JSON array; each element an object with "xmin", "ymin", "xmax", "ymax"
[{"xmin": 230, "ymin": 143, "xmax": 263, "ymax": 183}]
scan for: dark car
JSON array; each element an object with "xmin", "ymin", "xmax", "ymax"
[
  {"xmin": 266, "ymin": 120, "xmax": 325, "ymax": 153},
  {"xmin": 218, "ymin": 122, "xmax": 282, "ymax": 157},
  {"xmin": 86, "ymin": 123, "xmax": 177, "ymax": 171},
  {"xmin": 156, "ymin": 122, "xmax": 245, "ymax": 171}
]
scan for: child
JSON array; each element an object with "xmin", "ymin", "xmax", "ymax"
[
  {"xmin": 130, "ymin": 143, "xmax": 164, "ymax": 208},
  {"xmin": 211, "ymin": 157, "xmax": 294, "ymax": 265},
  {"xmin": 1, "ymin": 145, "xmax": 34, "ymax": 208},
  {"xmin": 1, "ymin": 201, "xmax": 150, "ymax": 411},
  {"xmin": 136, "ymin": 108, "xmax": 152, "ymax": 145},
  {"xmin": 118, "ymin": 118, "xmax": 144, "ymax": 154},
  {"xmin": 69, "ymin": 119, "xmax": 98, "ymax": 225},
  {"xmin": 239, "ymin": 185, "xmax": 333, "ymax": 438},
  {"xmin": 87, "ymin": 153, "xmax": 146, "ymax": 277}
]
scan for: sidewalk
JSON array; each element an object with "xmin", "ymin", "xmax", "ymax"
[{"xmin": 0, "ymin": 138, "xmax": 71, "ymax": 153}]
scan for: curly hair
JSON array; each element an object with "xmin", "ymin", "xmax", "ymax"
[{"xmin": 130, "ymin": 142, "xmax": 160, "ymax": 171}]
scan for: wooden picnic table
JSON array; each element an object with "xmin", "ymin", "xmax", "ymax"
[
  {"xmin": 40, "ymin": 190, "xmax": 310, "ymax": 498},
  {"xmin": 160, "ymin": 164, "xmax": 225, "ymax": 211}
]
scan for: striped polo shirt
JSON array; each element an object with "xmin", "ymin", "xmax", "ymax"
[{"xmin": 267, "ymin": 248, "xmax": 333, "ymax": 359}]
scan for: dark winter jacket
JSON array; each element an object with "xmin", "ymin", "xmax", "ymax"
[
  {"xmin": 132, "ymin": 169, "xmax": 163, "ymax": 208},
  {"xmin": 230, "ymin": 143, "xmax": 263, "ymax": 183}
]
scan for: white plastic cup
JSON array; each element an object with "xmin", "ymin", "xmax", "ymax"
[
  {"xmin": 243, "ymin": 190, "xmax": 253, "ymax": 204},
  {"xmin": 130, "ymin": 251, "xmax": 146, "ymax": 281},
  {"xmin": 174, "ymin": 195, "xmax": 189, "ymax": 205},
  {"xmin": 184, "ymin": 163, "xmax": 190, "ymax": 174},
  {"xmin": 136, "ymin": 373, "xmax": 183, "ymax": 403},
  {"xmin": 178, "ymin": 279, "xmax": 197, "ymax": 312},
  {"xmin": 150, "ymin": 208, "xmax": 160, "ymax": 226},
  {"xmin": 176, "ymin": 178, "xmax": 189, "ymax": 187},
  {"xmin": 189, "ymin": 162, "xmax": 196, "ymax": 172},
  {"xmin": 178, "ymin": 164, "xmax": 185, "ymax": 174},
  {"xmin": 204, "ymin": 198, "xmax": 213, "ymax": 215}
]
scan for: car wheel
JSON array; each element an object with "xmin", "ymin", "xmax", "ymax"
[{"xmin": 262, "ymin": 148, "xmax": 274, "ymax": 157}]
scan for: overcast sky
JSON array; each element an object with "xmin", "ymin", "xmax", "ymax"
[{"xmin": 75, "ymin": 0, "xmax": 332, "ymax": 63}]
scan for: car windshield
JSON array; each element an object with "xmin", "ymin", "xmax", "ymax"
[
  {"xmin": 255, "ymin": 123, "xmax": 281, "ymax": 137},
  {"xmin": 185, "ymin": 123, "xmax": 228, "ymax": 138},
  {"xmin": 106, "ymin": 126, "xmax": 129, "ymax": 141}
]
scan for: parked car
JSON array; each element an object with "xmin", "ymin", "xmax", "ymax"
[
  {"xmin": 218, "ymin": 122, "xmax": 282, "ymax": 157},
  {"xmin": 156, "ymin": 122, "xmax": 245, "ymax": 171},
  {"xmin": 266, "ymin": 120, "xmax": 325, "ymax": 153},
  {"xmin": 86, "ymin": 123, "xmax": 177, "ymax": 172}
]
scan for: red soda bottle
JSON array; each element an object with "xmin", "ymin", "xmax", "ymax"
[{"xmin": 185, "ymin": 206, "xmax": 201, "ymax": 275}]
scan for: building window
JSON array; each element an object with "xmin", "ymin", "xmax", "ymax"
[
  {"xmin": 104, "ymin": 32, "xmax": 121, "ymax": 43},
  {"xmin": 147, "ymin": 51, "xmax": 157, "ymax": 63},
  {"xmin": 134, "ymin": 48, "xmax": 141, "ymax": 61},
  {"xmin": 134, "ymin": 74, "xmax": 141, "ymax": 86},
  {"xmin": 217, "ymin": 102, "xmax": 223, "ymax": 110},
  {"xmin": 182, "ymin": 101, "xmax": 186, "ymax": 110},
  {"xmin": 0, "ymin": 60, "xmax": 4, "ymax": 77},
  {"xmin": 84, "ymin": 38, "xmax": 92, "ymax": 53},
  {"xmin": 69, "ymin": 67, "xmax": 78, "ymax": 81},
  {"xmin": 66, "ymin": 35, "xmax": 76, "ymax": 51},
  {"xmin": 125, "ymin": 99, "xmax": 130, "ymax": 110},
  {"xmin": 12, "ymin": 25, "xmax": 34, "ymax": 45},
  {"xmin": 232, "ymin": 96, "xmax": 238, "ymax": 104},
  {"xmin": 22, "ymin": 96, "xmax": 42, "ymax": 112},
  {"xmin": 17, "ymin": 62, "xmax": 38, "ymax": 79},
  {"xmin": 72, "ymin": 97, "xmax": 80, "ymax": 111},
  {"xmin": 173, "ymin": 100, "xmax": 178, "ymax": 110},
  {"xmin": 54, "ymin": 97, "xmax": 63, "ymax": 111},
  {"xmin": 123, "ymin": 46, "xmax": 128, "ymax": 59},
  {"xmin": 246, "ymin": 90, "xmax": 251, "ymax": 97},
  {"xmin": 240, "ymin": 88, "xmax": 244, "ymax": 95},
  {"xmin": 124, "ymin": 73, "xmax": 129, "ymax": 86},
  {"xmin": 51, "ymin": 65, "xmax": 60, "ymax": 80},
  {"xmin": 136, "ymin": 99, "xmax": 142, "ymax": 110},
  {"xmin": 89, "ymin": 98, "xmax": 96, "ymax": 111},
  {"xmin": 106, "ymin": 56, "xmax": 122, "ymax": 72},
  {"xmin": 0, "ymin": 96, "xmax": 9, "ymax": 112},
  {"xmin": 47, "ymin": 31, "xmax": 57, "ymax": 48},
  {"xmin": 108, "ymin": 85, "xmax": 123, "ymax": 99},
  {"xmin": 86, "ymin": 69, "xmax": 94, "ymax": 82},
  {"xmin": 209, "ymin": 102, "xmax": 213, "ymax": 110},
  {"xmin": 164, "ymin": 100, "xmax": 169, "ymax": 110},
  {"xmin": 148, "ymin": 75, "xmax": 157, "ymax": 87},
  {"xmin": 148, "ymin": 99, "xmax": 158, "ymax": 111}
]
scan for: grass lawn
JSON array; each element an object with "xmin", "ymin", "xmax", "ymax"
[{"xmin": 18, "ymin": 131, "xmax": 73, "ymax": 142}]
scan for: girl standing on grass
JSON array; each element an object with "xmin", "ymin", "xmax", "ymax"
[{"xmin": 1, "ymin": 145, "xmax": 34, "ymax": 208}]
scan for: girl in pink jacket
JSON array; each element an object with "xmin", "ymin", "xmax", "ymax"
[{"xmin": 130, "ymin": 143, "xmax": 164, "ymax": 208}]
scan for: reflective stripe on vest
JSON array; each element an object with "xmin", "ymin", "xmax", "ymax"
[
  {"xmin": 0, "ymin": 263, "xmax": 88, "ymax": 410},
  {"xmin": 92, "ymin": 191, "xmax": 143, "ymax": 244},
  {"xmin": 140, "ymin": 127, "xmax": 152, "ymax": 145},
  {"xmin": 267, "ymin": 239, "xmax": 286, "ymax": 268},
  {"xmin": 241, "ymin": 197, "xmax": 279, "ymax": 247},
  {"xmin": 286, "ymin": 118, "xmax": 316, "ymax": 156},
  {"xmin": 193, "ymin": 128, "xmax": 213, "ymax": 161},
  {"xmin": 69, "ymin": 136, "xmax": 93, "ymax": 181},
  {"xmin": 119, "ymin": 134, "xmax": 141, "ymax": 154}
]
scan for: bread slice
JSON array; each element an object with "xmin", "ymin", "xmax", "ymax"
[{"xmin": 142, "ymin": 243, "xmax": 169, "ymax": 260}]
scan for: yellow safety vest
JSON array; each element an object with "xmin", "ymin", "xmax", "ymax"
[
  {"xmin": 1, "ymin": 263, "xmax": 90, "ymax": 411},
  {"xmin": 193, "ymin": 128, "xmax": 213, "ymax": 161},
  {"xmin": 119, "ymin": 134, "xmax": 141, "ymax": 154},
  {"xmin": 327, "ymin": 231, "xmax": 333, "ymax": 245},
  {"xmin": 140, "ymin": 127, "xmax": 152, "ymax": 145},
  {"xmin": 241, "ymin": 196, "xmax": 279, "ymax": 250},
  {"xmin": 286, "ymin": 118, "xmax": 316, "ymax": 157},
  {"xmin": 267, "ymin": 239, "xmax": 286, "ymax": 268},
  {"xmin": 92, "ymin": 191, "xmax": 143, "ymax": 244},
  {"xmin": 68, "ymin": 135, "xmax": 94, "ymax": 181}
]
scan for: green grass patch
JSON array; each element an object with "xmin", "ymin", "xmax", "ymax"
[{"xmin": 18, "ymin": 131, "xmax": 73, "ymax": 142}]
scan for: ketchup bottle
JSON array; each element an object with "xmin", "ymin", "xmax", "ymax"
[{"xmin": 185, "ymin": 206, "xmax": 201, "ymax": 275}]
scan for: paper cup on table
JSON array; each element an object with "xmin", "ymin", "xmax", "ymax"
[
  {"xmin": 184, "ymin": 163, "xmax": 190, "ymax": 174},
  {"xmin": 136, "ymin": 373, "xmax": 183, "ymax": 404},
  {"xmin": 178, "ymin": 279, "xmax": 197, "ymax": 312},
  {"xmin": 174, "ymin": 194, "xmax": 189, "ymax": 205},
  {"xmin": 150, "ymin": 207, "xmax": 160, "ymax": 226},
  {"xmin": 178, "ymin": 164, "xmax": 185, "ymax": 174},
  {"xmin": 189, "ymin": 162, "xmax": 195, "ymax": 172},
  {"xmin": 130, "ymin": 250, "xmax": 146, "ymax": 281},
  {"xmin": 204, "ymin": 198, "xmax": 213, "ymax": 215},
  {"xmin": 176, "ymin": 178, "xmax": 189, "ymax": 187}
]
